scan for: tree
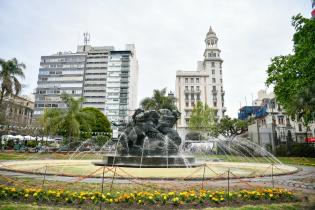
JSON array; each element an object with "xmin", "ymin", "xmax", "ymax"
[
  {"xmin": 140, "ymin": 88, "xmax": 176, "ymax": 111},
  {"xmin": 81, "ymin": 107, "xmax": 112, "ymax": 141},
  {"xmin": 188, "ymin": 101, "xmax": 216, "ymax": 135},
  {"xmin": 0, "ymin": 58, "xmax": 25, "ymax": 105},
  {"xmin": 266, "ymin": 14, "xmax": 315, "ymax": 125},
  {"xmin": 210, "ymin": 116, "xmax": 252, "ymax": 138},
  {"xmin": 38, "ymin": 93, "xmax": 94, "ymax": 142}
]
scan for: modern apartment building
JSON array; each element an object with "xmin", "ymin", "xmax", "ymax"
[
  {"xmin": 34, "ymin": 44, "xmax": 138, "ymax": 123},
  {"xmin": 105, "ymin": 45, "xmax": 138, "ymax": 122},
  {"xmin": 34, "ymin": 52, "xmax": 86, "ymax": 112},
  {"xmin": 175, "ymin": 26, "xmax": 226, "ymax": 135}
]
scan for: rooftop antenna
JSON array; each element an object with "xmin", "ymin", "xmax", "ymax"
[{"xmin": 83, "ymin": 32, "xmax": 90, "ymax": 45}]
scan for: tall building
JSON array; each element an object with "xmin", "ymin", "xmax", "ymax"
[
  {"xmin": 105, "ymin": 45, "xmax": 138, "ymax": 122},
  {"xmin": 34, "ymin": 51, "xmax": 86, "ymax": 112},
  {"xmin": 34, "ymin": 44, "xmax": 138, "ymax": 123},
  {"xmin": 175, "ymin": 26, "xmax": 226, "ymax": 136}
]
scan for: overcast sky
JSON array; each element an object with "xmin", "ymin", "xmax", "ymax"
[{"xmin": 0, "ymin": 0, "xmax": 311, "ymax": 117}]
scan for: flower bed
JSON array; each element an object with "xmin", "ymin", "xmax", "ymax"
[{"xmin": 0, "ymin": 185, "xmax": 295, "ymax": 207}]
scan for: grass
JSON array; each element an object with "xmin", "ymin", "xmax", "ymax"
[
  {"xmin": 0, "ymin": 151, "xmax": 314, "ymax": 166},
  {"xmin": 0, "ymin": 151, "xmax": 98, "ymax": 160},
  {"xmin": 199, "ymin": 155, "xmax": 315, "ymax": 166},
  {"xmin": 0, "ymin": 175, "xmax": 169, "ymax": 193},
  {"xmin": 0, "ymin": 201, "xmax": 314, "ymax": 210}
]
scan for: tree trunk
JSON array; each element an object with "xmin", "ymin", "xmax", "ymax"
[{"xmin": 0, "ymin": 88, "xmax": 4, "ymax": 106}]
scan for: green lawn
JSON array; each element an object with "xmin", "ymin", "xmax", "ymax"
[
  {"xmin": 0, "ymin": 151, "xmax": 98, "ymax": 160},
  {"xmin": 0, "ymin": 201, "xmax": 314, "ymax": 210},
  {"xmin": 0, "ymin": 152, "xmax": 314, "ymax": 166}
]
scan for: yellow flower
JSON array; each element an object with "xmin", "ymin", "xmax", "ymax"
[
  {"xmin": 168, "ymin": 192, "xmax": 175, "ymax": 196},
  {"xmin": 172, "ymin": 197, "xmax": 179, "ymax": 203}
]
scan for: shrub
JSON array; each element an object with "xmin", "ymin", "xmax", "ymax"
[{"xmin": 276, "ymin": 143, "xmax": 315, "ymax": 157}]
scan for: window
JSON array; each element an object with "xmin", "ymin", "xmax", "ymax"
[
  {"xmin": 196, "ymin": 94, "xmax": 200, "ymax": 101},
  {"xmin": 213, "ymin": 94, "xmax": 217, "ymax": 100},
  {"xmin": 191, "ymin": 94, "xmax": 195, "ymax": 100},
  {"xmin": 185, "ymin": 86, "xmax": 188, "ymax": 91},
  {"xmin": 185, "ymin": 94, "xmax": 189, "ymax": 100},
  {"xmin": 191, "ymin": 78, "xmax": 194, "ymax": 83},
  {"xmin": 278, "ymin": 116, "xmax": 284, "ymax": 125},
  {"xmin": 212, "ymin": 69, "xmax": 215, "ymax": 75},
  {"xmin": 213, "ymin": 86, "xmax": 216, "ymax": 90},
  {"xmin": 196, "ymin": 86, "xmax": 199, "ymax": 91},
  {"xmin": 196, "ymin": 78, "xmax": 199, "ymax": 83},
  {"xmin": 212, "ymin": 78, "xmax": 216, "ymax": 83},
  {"xmin": 213, "ymin": 102, "xmax": 217, "ymax": 107},
  {"xmin": 185, "ymin": 78, "xmax": 188, "ymax": 83},
  {"xmin": 211, "ymin": 62, "xmax": 215, "ymax": 67},
  {"xmin": 191, "ymin": 86, "xmax": 194, "ymax": 91},
  {"xmin": 220, "ymin": 70, "xmax": 222, "ymax": 75},
  {"xmin": 191, "ymin": 102, "xmax": 195, "ymax": 107},
  {"xmin": 185, "ymin": 102, "xmax": 189, "ymax": 107},
  {"xmin": 298, "ymin": 124, "xmax": 302, "ymax": 132},
  {"xmin": 220, "ymin": 79, "xmax": 222, "ymax": 83}
]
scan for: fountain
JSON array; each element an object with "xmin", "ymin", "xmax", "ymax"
[
  {"xmin": 94, "ymin": 109, "xmax": 201, "ymax": 168},
  {"xmin": 0, "ymin": 109, "xmax": 298, "ymax": 179}
]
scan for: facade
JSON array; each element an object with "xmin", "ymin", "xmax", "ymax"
[
  {"xmin": 34, "ymin": 52, "xmax": 86, "ymax": 114},
  {"xmin": 175, "ymin": 26, "xmax": 226, "ymax": 135},
  {"xmin": 105, "ymin": 45, "xmax": 138, "ymax": 122},
  {"xmin": 239, "ymin": 90, "xmax": 315, "ymax": 151},
  {"xmin": 34, "ymin": 44, "xmax": 138, "ymax": 123},
  {"xmin": 79, "ymin": 45, "xmax": 114, "ymax": 111},
  {"xmin": 2, "ymin": 95, "xmax": 35, "ymax": 126}
]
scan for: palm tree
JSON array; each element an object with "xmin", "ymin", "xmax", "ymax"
[
  {"xmin": 0, "ymin": 58, "xmax": 25, "ymax": 105},
  {"xmin": 140, "ymin": 88, "xmax": 177, "ymax": 111},
  {"xmin": 39, "ymin": 93, "xmax": 94, "ymax": 143}
]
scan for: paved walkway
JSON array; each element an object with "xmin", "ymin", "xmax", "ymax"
[{"xmin": 0, "ymin": 165, "xmax": 314, "ymax": 192}]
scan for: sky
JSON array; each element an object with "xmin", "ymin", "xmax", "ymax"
[{"xmin": 0, "ymin": 0, "xmax": 311, "ymax": 117}]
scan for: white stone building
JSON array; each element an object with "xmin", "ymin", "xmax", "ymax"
[
  {"xmin": 175, "ymin": 27, "xmax": 226, "ymax": 136},
  {"xmin": 242, "ymin": 90, "xmax": 315, "ymax": 151}
]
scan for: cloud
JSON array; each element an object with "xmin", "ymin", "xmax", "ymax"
[{"xmin": 0, "ymin": 0, "xmax": 311, "ymax": 117}]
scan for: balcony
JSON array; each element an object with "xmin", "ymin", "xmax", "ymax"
[
  {"xmin": 221, "ymin": 90, "xmax": 225, "ymax": 95},
  {"xmin": 212, "ymin": 90, "xmax": 218, "ymax": 94},
  {"xmin": 184, "ymin": 89, "xmax": 201, "ymax": 93}
]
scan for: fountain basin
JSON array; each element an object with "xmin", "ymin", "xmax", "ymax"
[
  {"xmin": 0, "ymin": 160, "xmax": 299, "ymax": 180},
  {"xmin": 94, "ymin": 155, "xmax": 202, "ymax": 168}
]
